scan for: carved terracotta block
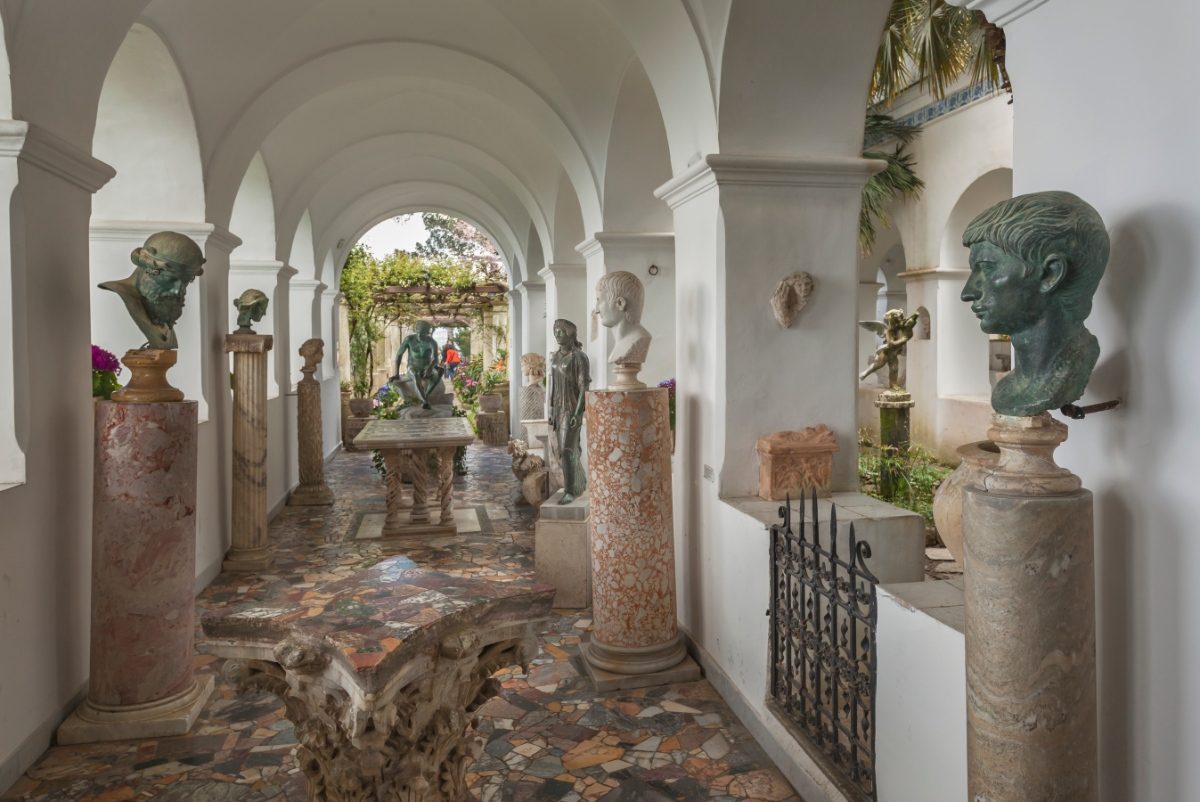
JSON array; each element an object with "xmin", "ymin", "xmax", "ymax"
[{"xmin": 756, "ymin": 425, "xmax": 838, "ymax": 500}]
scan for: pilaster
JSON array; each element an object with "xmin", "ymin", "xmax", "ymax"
[{"xmin": 656, "ymin": 154, "xmax": 883, "ymax": 495}]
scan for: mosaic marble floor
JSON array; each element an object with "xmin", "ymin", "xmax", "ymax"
[{"xmin": 2, "ymin": 445, "xmax": 802, "ymax": 802}]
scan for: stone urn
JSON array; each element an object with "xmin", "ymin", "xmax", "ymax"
[
  {"xmin": 479, "ymin": 393, "xmax": 504, "ymax": 414},
  {"xmin": 931, "ymin": 440, "xmax": 1000, "ymax": 563},
  {"xmin": 348, "ymin": 398, "xmax": 374, "ymax": 417}
]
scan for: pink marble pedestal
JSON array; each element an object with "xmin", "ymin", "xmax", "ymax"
[
  {"xmin": 58, "ymin": 400, "xmax": 213, "ymax": 744},
  {"xmin": 581, "ymin": 387, "xmax": 700, "ymax": 691}
]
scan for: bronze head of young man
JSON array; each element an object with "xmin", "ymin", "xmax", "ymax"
[{"xmin": 960, "ymin": 190, "xmax": 1109, "ymax": 417}]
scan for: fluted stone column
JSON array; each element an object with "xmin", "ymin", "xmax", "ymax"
[
  {"xmin": 963, "ymin": 413, "xmax": 1096, "ymax": 801},
  {"xmin": 224, "ymin": 333, "xmax": 273, "ymax": 571},
  {"xmin": 582, "ymin": 386, "xmax": 700, "ymax": 691},
  {"xmin": 58, "ymin": 400, "xmax": 214, "ymax": 743},
  {"xmin": 288, "ymin": 338, "xmax": 333, "ymax": 506}
]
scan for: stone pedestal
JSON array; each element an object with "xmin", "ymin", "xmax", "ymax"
[
  {"xmin": 755, "ymin": 425, "xmax": 838, "ymax": 500},
  {"xmin": 58, "ymin": 400, "xmax": 213, "ymax": 744},
  {"xmin": 478, "ymin": 409, "xmax": 509, "ymax": 446},
  {"xmin": 520, "ymin": 382, "xmax": 546, "ymax": 420},
  {"xmin": 224, "ymin": 333, "xmax": 273, "ymax": 572},
  {"xmin": 288, "ymin": 348, "xmax": 334, "ymax": 507},
  {"xmin": 963, "ymin": 413, "xmax": 1096, "ymax": 801},
  {"xmin": 111, "ymin": 348, "xmax": 183, "ymax": 403},
  {"xmin": 876, "ymin": 389, "xmax": 915, "ymax": 498},
  {"xmin": 535, "ymin": 491, "xmax": 591, "ymax": 608},
  {"xmin": 582, "ymin": 387, "xmax": 700, "ymax": 691}
]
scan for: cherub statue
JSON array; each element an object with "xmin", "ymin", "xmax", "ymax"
[
  {"xmin": 392, "ymin": 320, "xmax": 443, "ymax": 409},
  {"xmin": 859, "ymin": 309, "xmax": 920, "ymax": 390},
  {"xmin": 233, "ymin": 289, "xmax": 269, "ymax": 334},
  {"xmin": 98, "ymin": 231, "xmax": 206, "ymax": 349}
]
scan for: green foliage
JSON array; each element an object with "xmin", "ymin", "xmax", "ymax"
[
  {"xmin": 369, "ymin": 385, "xmax": 417, "ymax": 476},
  {"xmin": 413, "ymin": 213, "xmax": 506, "ymax": 285},
  {"xmin": 858, "ymin": 432, "xmax": 951, "ymax": 528},
  {"xmin": 860, "ymin": 114, "xmax": 925, "ymax": 255}
]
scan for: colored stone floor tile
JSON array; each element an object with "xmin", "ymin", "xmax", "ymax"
[{"xmin": 1, "ymin": 445, "xmax": 803, "ymax": 802}]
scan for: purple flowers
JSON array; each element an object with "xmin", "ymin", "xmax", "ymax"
[{"xmin": 91, "ymin": 345, "xmax": 121, "ymax": 375}]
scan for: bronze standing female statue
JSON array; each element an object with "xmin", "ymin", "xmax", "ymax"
[{"xmin": 549, "ymin": 319, "xmax": 590, "ymax": 504}]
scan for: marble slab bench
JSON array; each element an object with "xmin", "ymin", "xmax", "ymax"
[{"xmin": 202, "ymin": 556, "xmax": 554, "ymax": 801}]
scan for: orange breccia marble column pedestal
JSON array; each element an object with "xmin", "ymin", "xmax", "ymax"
[
  {"xmin": 58, "ymin": 400, "xmax": 214, "ymax": 744},
  {"xmin": 581, "ymin": 386, "xmax": 700, "ymax": 692}
]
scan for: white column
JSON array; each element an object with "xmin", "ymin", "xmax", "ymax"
[
  {"xmin": 518, "ymin": 282, "xmax": 547, "ymax": 360},
  {"xmin": 507, "ymin": 288, "xmax": 523, "ymax": 437},
  {"xmin": 287, "ymin": 278, "xmax": 322, "ymax": 391},
  {"xmin": 576, "ymin": 233, "xmax": 675, "ymax": 389},
  {"xmin": 933, "ymin": 268, "xmax": 991, "ymax": 399}
]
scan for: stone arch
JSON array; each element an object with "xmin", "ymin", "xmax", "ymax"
[
  {"xmin": 275, "ymin": 132, "xmax": 553, "ymax": 272},
  {"xmin": 203, "ymin": 43, "xmax": 603, "ymax": 234},
  {"xmin": 936, "ymin": 167, "xmax": 1014, "ymax": 398},
  {"xmin": 229, "ymin": 152, "xmax": 277, "ymax": 262},
  {"xmin": 602, "ymin": 58, "xmax": 673, "ymax": 233},
  {"xmin": 592, "ymin": 0, "xmax": 719, "ymax": 170},
  {"xmin": 551, "ymin": 172, "xmax": 585, "ymax": 265},
  {"xmin": 89, "ymin": 22, "xmax": 209, "ymax": 416},
  {"xmin": 718, "ymin": 1, "xmax": 890, "ymax": 157},
  {"xmin": 325, "ymin": 188, "xmax": 519, "ymax": 287}
]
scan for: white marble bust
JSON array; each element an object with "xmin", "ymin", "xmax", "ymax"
[{"xmin": 595, "ymin": 270, "xmax": 652, "ymax": 387}]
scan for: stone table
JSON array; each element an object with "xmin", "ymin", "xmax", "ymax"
[
  {"xmin": 353, "ymin": 417, "xmax": 475, "ymax": 536},
  {"xmin": 202, "ymin": 556, "xmax": 554, "ymax": 802}
]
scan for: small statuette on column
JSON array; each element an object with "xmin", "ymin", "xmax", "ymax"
[{"xmin": 289, "ymin": 338, "xmax": 334, "ymax": 506}]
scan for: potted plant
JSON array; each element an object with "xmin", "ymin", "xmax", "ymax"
[
  {"xmin": 348, "ymin": 376, "xmax": 374, "ymax": 417},
  {"xmin": 92, "ymin": 345, "xmax": 122, "ymax": 400}
]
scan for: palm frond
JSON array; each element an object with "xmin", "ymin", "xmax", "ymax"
[
  {"xmin": 864, "ymin": 112, "xmax": 923, "ymax": 148},
  {"xmin": 871, "ymin": 0, "xmax": 919, "ymax": 104},
  {"xmin": 860, "ymin": 147, "xmax": 925, "ymax": 255},
  {"xmin": 905, "ymin": 0, "xmax": 974, "ymax": 99}
]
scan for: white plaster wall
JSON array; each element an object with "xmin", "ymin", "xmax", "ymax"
[
  {"xmin": 0, "ymin": 158, "xmax": 108, "ymax": 789},
  {"xmin": 875, "ymin": 587, "xmax": 967, "ymax": 802},
  {"xmin": 993, "ymin": 1, "xmax": 1200, "ymax": 797}
]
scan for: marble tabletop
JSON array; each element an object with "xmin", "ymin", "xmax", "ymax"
[
  {"xmin": 353, "ymin": 416, "xmax": 475, "ymax": 450},
  {"xmin": 202, "ymin": 556, "xmax": 554, "ymax": 689}
]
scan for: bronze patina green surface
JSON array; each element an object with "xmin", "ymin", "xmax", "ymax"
[
  {"xmin": 99, "ymin": 230, "xmax": 206, "ymax": 350},
  {"xmin": 960, "ymin": 191, "xmax": 1109, "ymax": 416}
]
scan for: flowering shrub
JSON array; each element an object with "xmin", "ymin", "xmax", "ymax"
[
  {"xmin": 91, "ymin": 345, "xmax": 122, "ymax": 399},
  {"xmin": 658, "ymin": 378, "xmax": 676, "ymax": 432}
]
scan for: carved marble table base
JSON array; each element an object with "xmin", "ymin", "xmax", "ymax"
[
  {"xmin": 203, "ymin": 557, "xmax": 554, "ymax": 802},
  {"xmin": 354, "ymin": 418, "xmax": 475, "ymax": 538}
]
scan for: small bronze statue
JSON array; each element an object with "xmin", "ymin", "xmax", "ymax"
[
  {"xmin": 233, "ymin": 289, "xmax": 270, "ymax": 334},
  {"xmin": 550, "ymin": 319, "xmax": 590, "ymax": 504},
  {"xmin": 859, "ymin": 309, "xmax": 920, "ymax": 390},
  {"xmin": 392, "ymin": 320, "xmax": 443, "ymax": 409},
  {"xmin": 99, "ymin": 231, "xmax": 205, "ymax": 349},
  {"xmin": 960, "ymin": 191, "xmax": 1109, "ymax": 416}
]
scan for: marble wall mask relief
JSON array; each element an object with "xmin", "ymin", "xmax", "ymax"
[{"xmin": 771, "ymin": 271, "xmax": 814, "ymax": 329}]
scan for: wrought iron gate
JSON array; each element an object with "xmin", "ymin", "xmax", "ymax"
[{"xmin": 768, "ymin": 491, "xmax": 880, "ymax": 801}]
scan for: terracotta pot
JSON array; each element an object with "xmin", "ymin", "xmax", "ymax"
[
  {"xmin": 932, "ymin": 440, "xmax": 1000, "ymax": 564},
  {"xmin": 348, "ymin": 398, "xmax": 374, "ymax": 417},
  {"xmin": 479, "ymin": 393, "xmax": 504, "ymax": 414}
]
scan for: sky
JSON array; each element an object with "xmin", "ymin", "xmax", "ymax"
[{"xmin": 356, "ymin": 214, "xmax": 428, "ymax": 255}]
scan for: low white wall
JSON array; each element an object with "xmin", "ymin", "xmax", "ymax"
[{"xmin": 875, "ymin": 582, "xmax": 967, "ymax": 802}]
